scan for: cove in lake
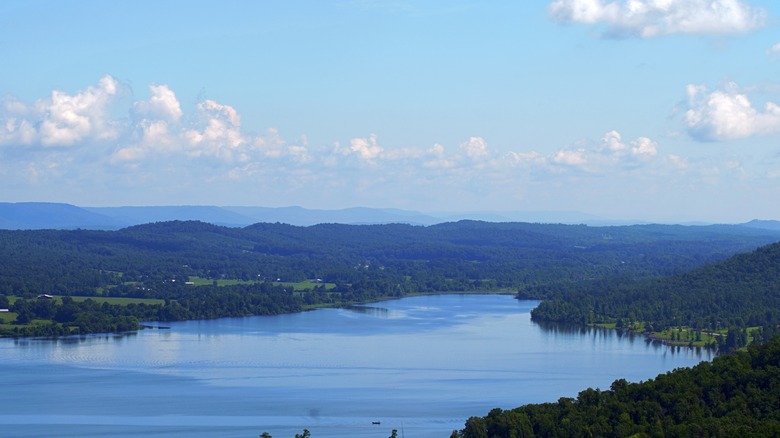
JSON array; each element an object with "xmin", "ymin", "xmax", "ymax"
[{"xmin": 0, "ymin": 294, "xmax": 712, "ymax": 438}]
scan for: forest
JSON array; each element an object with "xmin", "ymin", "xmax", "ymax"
[
  {"xmin": 1, "ymin": 219, "xmax": 779, "ymax": 338},
  {"xmin": 523, "ymin": 240, "xmax": 780, "ymax": 351},
  {"xmin": 453, "ymin": 336, "xmax": 780, "ymax": 437}
]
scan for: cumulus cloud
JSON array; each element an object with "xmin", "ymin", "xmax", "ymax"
[
  {"xmin": 177, "ymin": 99, "xmax": 252, "ymax": 162},
  {"xmin": 544, "ymin": 130, "xmax": 662, "ymax": 174},
  {"xmin": 132, "ymin": 84, "xmax": 183, "ymax": 124},
  {"xmin": 685, "ymin": 82, "xmax": 780, "ymax": 141},
  {"xmin": 1, "ymin": 75, "xmax": 122, "ymax": 147},
  {"xmin": 340, "ymin": 133, "xmax": 384, "ymax": 162},
  {"xmin": 548, "ymin": 0, "xmax": 767, "ymax": 38},
  {"xmin": 601, "ymin": 130, "xmax": 657, "ymax": 156},
  {"xmin": 3, "ymin": 76, "xmax": 712, "ymax": 210},
  {"xmin": 424, "ymin": 143, "xmax": 457, "ymax": 168},
  {"xmin": 460, "ymin": 136, "xmax": 489, "ymax": 159},
  {"xmin": 553, "ymin": 148, "xmax": 588, "ymax": 166}
]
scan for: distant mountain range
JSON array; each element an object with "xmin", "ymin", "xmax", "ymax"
[{"xmin": 0, "ymin": 202, "xmax": 777, "ymax": 230}]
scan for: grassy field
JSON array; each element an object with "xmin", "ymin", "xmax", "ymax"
[
  {"xmin": 0, "ymin": 315, "xmax": 49, "ymax": 333},
  {"xmin": 6, "ymin": 295, "xmax": 164, "ymax": 306},
  {"xmin": 591, "ymin": 321, "xmax": 730, "ymax": 348},
  {"xmin": 0, "ymin": 311, "xmax": 17, "ymax": 324},
  {"xmin": 69, "ymin": 296, "xmax": 165, "ymax": 306},
  {"xmin": 188, "ymin": 276, "xmax": 336, "ymax": 291}
]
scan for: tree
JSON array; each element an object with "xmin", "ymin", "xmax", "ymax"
[
  {"xmin": 294, "ymin": 429, "xmax": 310, "ymax": 438},
  {"xmin": 14, "ymin": 308, "xmax": 33, "ymax": 324}
]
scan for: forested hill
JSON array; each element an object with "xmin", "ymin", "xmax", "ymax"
[
  {"xmin": 454, "ymin": 336, "xmax": 780, "ymax": 437},
  {"xmin": 2, "ymin": 220, "xmax": 780, "ymax": 337},
  {"xmin": 526, "ymin": 239, "xmax": 780, "ymax": 349},
  {"xmin": 2, "ymin": 220, "xmax": 780, "ymax": 298}
]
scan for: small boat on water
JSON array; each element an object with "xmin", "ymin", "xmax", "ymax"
[{"xmin": 372, "ymin": 421, "xmax": 381, "ymax": 425}]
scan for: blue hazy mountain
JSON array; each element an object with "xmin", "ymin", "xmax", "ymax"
[
  {"xmin": 740, "ymin": 219, "xmax": 780, "ymax": 231},
  {"xmin": 2, "ymin": 202, "xmax": 770, "ymax": 230},
  {"xmin": 0, "ymin": 202, "xmax": 123, "ymax": 230},
  {"xmin": 0, "ymin": 203, "xmax": 445, "ymax": 229}
]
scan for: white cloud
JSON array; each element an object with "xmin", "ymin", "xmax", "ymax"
[
  {"xmin": 132, "ymin": 84, "xmax": 183, "ymax": 124},
  {"xmin": 548, "ymin": 0, "xmax": 767, "ymax": 38},
  {"xmin": 601, "ymin": 130, "xmax": 657, "ymax": 156},
  {"xmin": 631, "ymin": 136, "xmax": 658, "ymax": 156},
  {"xmin": 532, "ymin": 130, "xmax": 661, "ymax": 175},
  {"xmin": 183, "ymin": 99, "xmax": 246, "ymax": 161},
  {"xmin": 667, "ymin": 154, "xmax": 689, "ymax": 170},
  {"xmin": 251, "ymin": 128, "xmax": 288, "ymax": 158},
  {"xmin": 1, "ymin": 116, "xmax": 37, "ymax": 145},
  {"xmin": 424, "ymin": 143, "xmax": 457, "ymax": 168},
  {"xmin": 504, "ymin": 151, "xmax": 546, "ymax": 166},
  {"xmin": 767, "ymin": 43, "xmax": 780, "ymax": 58},
  {"xmin": 5, "ymin": 77, "xmax": 750, "ymax": 217},
  {"xmin": 39, "ymin": 75, "xmax": 120, "ymax": 146},
  {"xmin": 111, "ymin": 119, "xmax": 179, "ymax": 164},
  {"xmin": 287, "ymin": 145, "xmax": 312, "ymax": 163},
  {"xmin": 460, "ymin": 136, "xmax": 489, "ymax": 159},
  {"xmin": 685, "ymin": 82, "xmax": 780, "ymax": 141},
  {"xmin": 1, "ymin": 75, "xmax": 122, "ymax": 147},
  {"xmin": 348, "ymin": 134, "xmax": 384, "ymax": 161},
  {"xmin": 553, "ymin": 148, "xmax": 588, "ymax": 166}
]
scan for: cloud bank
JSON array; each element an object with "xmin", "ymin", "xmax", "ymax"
[
  {"xmin": 0, "ymin": 76, "xmax": 766, "ymax": 214},
  {"xmin": 548, "ymin": 0, "xmax": 767, "ymax": 38}
]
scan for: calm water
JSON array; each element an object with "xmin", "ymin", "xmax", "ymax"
[{"xmin": 0, "ymin": 294, "xmax": 712, "ymax": 437}]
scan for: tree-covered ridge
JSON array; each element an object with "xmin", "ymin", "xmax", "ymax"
[
  {"xmin": 454, "ymin": 336, "xmax": 780, "ymax": 437},
  {"xmin": 2, "ymin": 220, "xmax": 778, "ymax": 297},
  {"xmin": 524, "ymin": 240, "xmax": 780, "ymax": 349},
  {"xmin": 1, "ymin": 220, "xmax": 779, "ymax": 337}
]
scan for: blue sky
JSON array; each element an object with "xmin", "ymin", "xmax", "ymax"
[{"xmin": 2, "ymin": 0, "xmax": 780, "ymax": 222}]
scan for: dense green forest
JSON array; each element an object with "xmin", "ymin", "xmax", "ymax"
[
  {"xmin": 453, "ymin": 336, "xmax": 780, "ymax": 437},
  {"xmin": 1, "ymin": 220, "xmax": 779, "ymax": 337},
  {"xmin": 523, "ymin": 240, "xmax": 780, "ymax": 351}
]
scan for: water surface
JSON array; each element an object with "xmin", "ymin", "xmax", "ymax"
[{"xmin": 0, "ymin": 294, "xmax": 712, "ymax": 437}]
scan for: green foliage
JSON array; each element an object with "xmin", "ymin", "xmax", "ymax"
[
  {"xmin": 1, "ymin": 221, "xmax": 777, "ymax": 299},
  {"xmin": 1, "ymin": 220, "xmax": 778, "ymax": 337},
  {"xmin": 456, "ymin": 336, "xmax": 780, "ymax": 437},
  {"xmin": 526, "ymin": 241, "xmax": 780, "ymax": 352}
]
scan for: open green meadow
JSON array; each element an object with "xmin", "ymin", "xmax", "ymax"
[
  {"xmin": 69, "ymin": 296, "xmax": 165, "ymax": 306},
  {"xmin": 188, "ymin": 276, "xmax": 336, "ymax": 291}
]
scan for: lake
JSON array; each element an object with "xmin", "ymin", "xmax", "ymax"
[{"xmin": 0, "ymin": 294, "xmax": 712, "ymax": 437}]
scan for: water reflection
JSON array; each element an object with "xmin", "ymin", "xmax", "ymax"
[
  {"xmin": 342, "ymin": 304, "xmax": 390, "ymax": 318},
  {"xmin": 13, "ymin": 331, "xmax": 139, "ymax": 347},
  {"xmin": 0, "ymin": 295, "xmax": 715, "ymax": 438},
  {"xmin": 534, "ymin": 320, "xmax": 714, "ymax": 361}
]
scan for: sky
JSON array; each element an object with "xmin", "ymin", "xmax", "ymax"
[{"xmin": 2, "ymin": 0, "xmax": 780, "ymax": 223}]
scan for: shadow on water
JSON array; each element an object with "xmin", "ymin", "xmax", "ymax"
[
  {"xmin": 534, "ymin": 320, "xmax": 714, "ymax": 361},
  {"xmin": 14, "ymin": 331, "xmax": 139, "ymax": 347},
  {"xmin": 534, "ymin": 320, "xmax": 639, "ymax": 341},
  {"xmin": 342, "ymin": 304, "xmax": 390, "ymax": 318}
]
